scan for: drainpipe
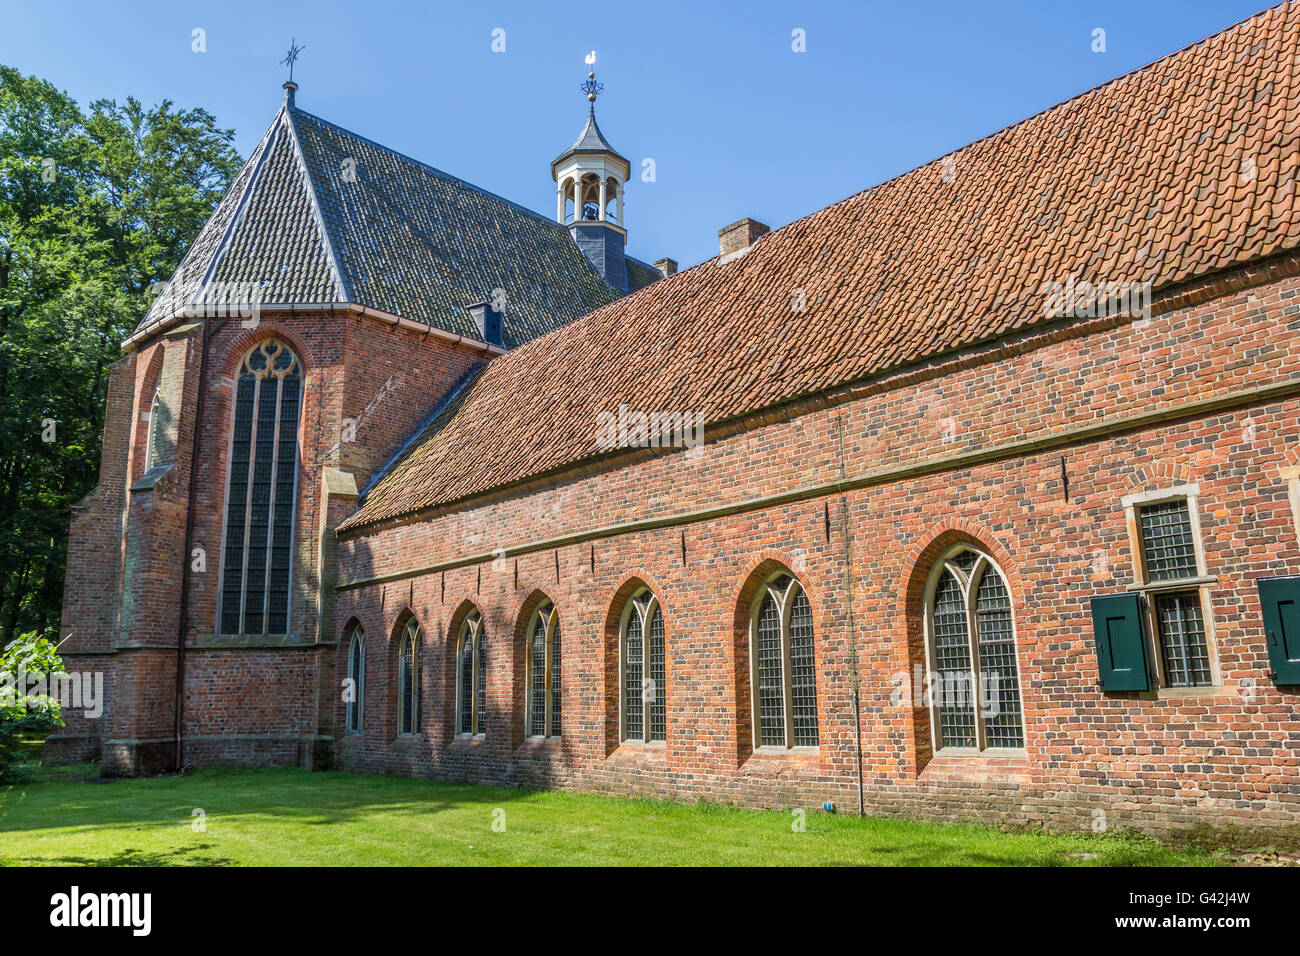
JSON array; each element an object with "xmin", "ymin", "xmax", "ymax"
[
  {"xmin": 834, "ymin": 414, "xmax": 866, "ymax": 817},
  {"xmin": 173, "ymin": 315, "xmax": 223, "ymax": 771}
]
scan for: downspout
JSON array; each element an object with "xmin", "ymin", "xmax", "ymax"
[
  {"xmin": 173, "ymin": 315, "xmax": 224, "ymax": 771},
  {"xmin": 835, "ymin": 414, "xmax": 866, "ymax": 817}
]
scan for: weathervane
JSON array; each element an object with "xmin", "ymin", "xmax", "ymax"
[
  {"xmin": 280, "ymin": 38, "xmax": 306, "ymax": 84},
  {"xmin": 580, "ymin": 50, "xmax": 603, "ymax": 102}
]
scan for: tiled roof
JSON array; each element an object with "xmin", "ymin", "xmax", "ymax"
[
  {"xmin": 343, "ymin": 2, "xmax": 1300, "ymax": 532},
  {"xmin": 136, "ymin": 102, "xmax": 628, "ymax": 349}
]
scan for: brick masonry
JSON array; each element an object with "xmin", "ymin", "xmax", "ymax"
[{"xmin": 50, "ymin": 263, "xmax": 1300, "ymax": 835}]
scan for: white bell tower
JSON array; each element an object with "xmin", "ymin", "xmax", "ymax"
[{"xmin": 552, "ymin": 53, "xmax": 632, "ymax": 290}]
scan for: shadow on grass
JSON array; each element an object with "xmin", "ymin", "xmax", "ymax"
[
  {"xmin": 0, "ymin": 766, "xmax": 539, "ymax": 833},
  {"xmin": 7, "ymin": 844, "xmax": 236, "ymax": 867}
]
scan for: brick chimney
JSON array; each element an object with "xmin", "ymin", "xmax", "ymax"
[
  {"xmin": 654, "ymin": 257, "xmax": 678, "ymax": 277},
  {"xmin": 718, "ymin": 218, "xmax": 769, "ymax": 258}
]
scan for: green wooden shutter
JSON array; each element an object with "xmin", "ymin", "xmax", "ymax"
[
  {"xmin": 1090, "ymin": 593, "xmax": 1152, "ymax": 691},
  {"xmin": 1257, "ymin": 575, "xmax": 1300, "ymax": 685}
]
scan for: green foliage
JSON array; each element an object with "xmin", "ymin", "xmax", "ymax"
[
  {"xmin": 0, "ymin": 65, "xmax": 241, "ymax": 643},
  {"xmin": 0, "ymin": 630, "xmax": 64, "ymax": 782}
]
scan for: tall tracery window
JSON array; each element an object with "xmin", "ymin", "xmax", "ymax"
[
  {"xmin": 346, "ymin": 626, "xmax": 365, "ymax": 734},
  {"xmin": 749, "ymin": 572, "xmax": 819, "ymax": 749},
  {"xmin": 924, "ymin": 544, "xmax": 1024, "ymax": 751},
  {"xmin": 620, "ymin": 588, "xmax": 666, "ymax": 743},
  {"xmin": 397, "ymin": 619, "xmax": 421, "ymax": 736},
  {"xmin": 219, "ymin": 339, "xmax": 302, "ymax": 635},
  {"xmin": 455, "ymin": 610, "xmax": 487, "ymax": 737},
  {"xmin": 525, "ymin": 601, "xmax": 561, "ymax": 738}
]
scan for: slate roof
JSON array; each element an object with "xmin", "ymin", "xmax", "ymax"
[
  {"xmin": 342, "ymin": 1, "xmax": 1300, "ymax": 532},
  {"xmin": 136, "ymin": 100, "xmax": 632, "ymax": 349},
  {"xmin": 552, "ymin": 104, "xmax": 629, "ymax": 170}
]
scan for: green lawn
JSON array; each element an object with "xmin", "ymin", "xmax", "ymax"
[{"xmin": 0, "ymin": 765, "xmax": 1229, "ymax": 866}]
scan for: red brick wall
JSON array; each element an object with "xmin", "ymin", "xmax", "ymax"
[
  {"xmin": 49, "ymin": 309, "xmax": 489, "ymax": 772},
  {"xmin": 329, "ymin": 267, "xmax": 1300, "ymax": 833}
]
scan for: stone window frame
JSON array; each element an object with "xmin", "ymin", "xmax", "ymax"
[
  {"xmin": 1281, "ymin": 465, "xmax": 1300, "ymax": 540},
  {"xmin": 396, "ymin": 619, "xmax": 422, "ymax": 737},
  {"xmin": 617, "ymin": 587, "xmax": 667, "ymax": 747},
  {"xmin": 524, "ymin": 602, "xmax": 562, "ymax": 740},
  {"xmin": 454, "ymin": 609, "xmax": 487, "ymax": 739},
  {"xmin": 345, "ymin": 625, "xmax": 365, "ymax": 735},
  {"xmin": 747, "ymin": 569, "xmax": 820, "ymax": 753},
  {"xmin": 920, "ymin": 543, "xmax": 1027, "ymax": 756},
  {"xmin": 1120, "ymin": 484, "xmax": 1223, "ymax": 695}
]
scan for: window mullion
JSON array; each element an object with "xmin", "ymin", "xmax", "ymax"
[
  {"xmin": 261, "ymin": 375, "xmax": 284, "ymax": 632},
  {"xmin": 966, "ymin": 569, "xmax": 986, "ymax": 751}
]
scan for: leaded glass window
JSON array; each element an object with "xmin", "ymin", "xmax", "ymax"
[
  {"xmin": 525, "ymin": 602, "xmax": 561, "ymax": 738},
  {"xmin": 1138, "ymin": 499, "xmax": 1199, "ymax": 582},
  {"xmin": 620, "ymin": 589, "xmax": 667, "ymax": 744},
  {"xmin": 455, "ymin": 610, "xmax": 487, "ymax": 736},
  {"xmin": 925, "ymin": 546, "xmax": 1024, "ymax": 751},
  {"xmin": 749, "ymin": 573, "xmax": 819, "ymax": 749},
  {"xmin": 1134, "ymin": 496, "xmax": 1214, "ymax": 688},
  {"xmin": 219, "ymin": 339, "xmax": 302, "ymax": 635},
  {"xmin": 346, "ymin": 627, "xmax": 365, "ymax": 734},
  {"xmin": 397, "ymin": 620, "xmax": 421, "ymax": 735}
]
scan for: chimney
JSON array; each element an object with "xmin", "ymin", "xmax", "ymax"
[
  {"xmin": 283, "ymin": 81, "xmax": 298, "ymax": 109},
  {"xmin": 468, "ymin": 301, "xmax": 504, "ymax": 349},
  {"xmin": 718, "ymin": 218, "xmax": 769, "ymax": 258},
  {"xmin": 654, "ymin": 257, "xmax": 678, "ymax": 277}
]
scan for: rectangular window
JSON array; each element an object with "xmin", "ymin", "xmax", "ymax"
[
  {"xmin": 1153, "ymin": 590, "xmax": 1212, "ymax": 687},
  {"xmin": 1137, "ymin": 499, "xmax": 1198, "ymax": 582},
  {"xmin": 1124, "ymin": 488, "xmax": 1216, "ymax": 690}
]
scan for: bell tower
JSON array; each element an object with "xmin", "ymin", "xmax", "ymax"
[{"xmin": 552, "ymin": 53, "xmax": 632, "ymax": 291}]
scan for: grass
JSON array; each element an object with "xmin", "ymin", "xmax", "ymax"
[{"xmin": 0, "ymin": 765, "xmax": 1233, "ymax": 866}]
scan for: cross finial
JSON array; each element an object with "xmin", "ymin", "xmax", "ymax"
[
  {"xmin": 280, "ymin": 38, "xmax": 306, "ymax": 84},
  {"xmin": 580, "ymin": 50, "xmax": 603, "ymax": 103}
]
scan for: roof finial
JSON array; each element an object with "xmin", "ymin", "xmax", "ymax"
[
  {"xmin": 580, "ymin": 50, "xmax": 603, "ymax": 104},
  {"xmin": 280, "ymin": 37, "xmax": 306, "ymax": 84}
]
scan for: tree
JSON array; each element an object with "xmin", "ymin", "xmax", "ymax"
[{"xmin": 0, "ymin": 65, "xmax": 241, "ymax": 644}]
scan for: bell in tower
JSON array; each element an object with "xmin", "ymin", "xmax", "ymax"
[{"xmin": 552, "ymin": 52, "xmax": 632, "ymax": 291}]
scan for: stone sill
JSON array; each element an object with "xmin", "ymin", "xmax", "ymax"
[{"xmin": 447, "ymin": 735, "xmax": 487, "ymax": 752}]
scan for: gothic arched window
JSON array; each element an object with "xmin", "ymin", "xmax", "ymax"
[
  {"xmin": 147, "ymin": 385, "xmax": 170, "ymax": 468},
  {"xmin": 749, "ymin": 572, "xmax": 819, "ymax": 749},
  {"xmin": 397, "ymin": 619, "xmax": 421, "ymax": 736},
  {"xmin": 346, "ymin": 626, "xmax": 365, "ymax": 735},
  {"xmin": 619, "ymin": 588, "xmax": 666, "ymax": 743},
  {"xmin": 455, "ymin": 610, "xmax": 487, "ymax": 737},
  {"xmin": 219, "ymin": 339, "xmax": 302, "ymax": 635},
  {"xmin": 924, "ymin": 544, "xmax": 1024, "ymax": 751},
  {"xmin": 525, "ymin": 601, "xmax": 561, "ymax": 738}
]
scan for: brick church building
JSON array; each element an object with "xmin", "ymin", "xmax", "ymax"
[{"xmin": 49, "ymin": 4, "xmax": 1300, "ymax": 832}]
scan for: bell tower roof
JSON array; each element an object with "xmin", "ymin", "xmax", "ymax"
[{"xmin": 552, "ymin": 103, "xmax": 627, "ymax": 171}]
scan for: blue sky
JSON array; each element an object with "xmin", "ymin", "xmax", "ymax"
[{"xmin": 0, "ymin": 0, "xmax": 1272, "ymax": 268}]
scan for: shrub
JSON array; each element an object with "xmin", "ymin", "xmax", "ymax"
[{"xmin": 0, "ymin": 631, "xmax": 64, "ymax": 783}]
